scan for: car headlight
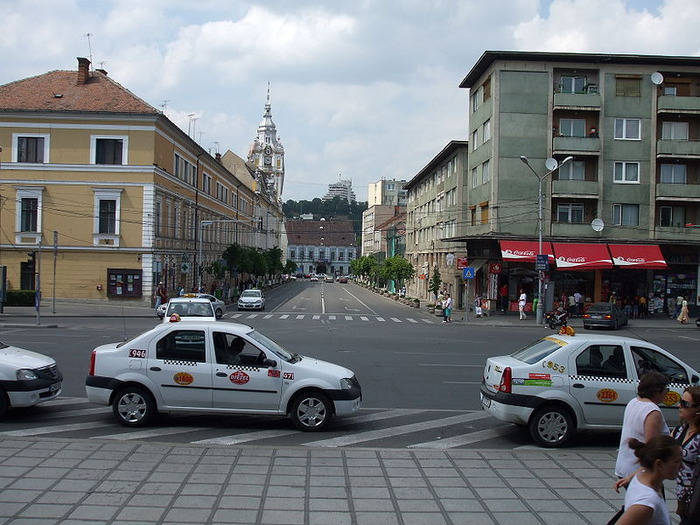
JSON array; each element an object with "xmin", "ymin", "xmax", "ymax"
[
  {"xmin": 16, "ymin": 369, "xmax": 39, "ymax": 380},
  {"xmin": 340, "ymin": 378, "xmax": 354, "ymax": 390}
]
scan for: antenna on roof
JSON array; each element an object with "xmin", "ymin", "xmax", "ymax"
[
  {"xmin": 160, "ymin": 100, "xmax": 170, "ymax": 116},
  {"xmin": 83, "ymin": 33, "xmax": 94, "ymax": 69}
]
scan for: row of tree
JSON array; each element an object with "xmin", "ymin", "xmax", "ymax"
[
  {"xmin": 282, "ymin": 196, "xmax": 367, "ymax": 238},
  {"xmin": 206, "ymin": 244, "xmax": 296, "ymax": 281},
  {"xmin": 349, "ymin": 255, "xmax": 415, "ymax": 289}
]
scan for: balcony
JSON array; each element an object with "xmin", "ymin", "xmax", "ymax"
[
  {"xmin": 550, "ymin": 222, "xmax": 599, "ymax": 239},
  {"xmin": 658, "ymin": 95, "xmax": 700, "ymax": 113},
  {"xmin": 656, "ymin": 139, "xmax": 700, "ymax": 159},
  {"xmin": 553, "ymin": 136, "xmax": 600, "ymax": 155},
  {"xmin": 552, "ymin": 180, "xmax": 599, "ymax": 197},
  {"xmin": 553, "ymin": 92, "xmax": 601, "ymax": 110},
  {"xmin": 656, "ymin": 183, "xmax": 700, "ymax": 200}
]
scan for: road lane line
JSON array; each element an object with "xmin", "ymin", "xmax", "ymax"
[
  {"xmin": 390, "ymin": 317, "xmax": 402, "ymax": 323},
  {"xmin": 303, "ymin": 412, "xmax": 490, "ymax": 447},
  {"xmin": 409, "ymin": 424, "xmax": 521, "ymax": 449},
  {"xmin": 280, "ymin": 315, "xmax": 289, "ymax": 319},
  {"xmin": 345, "ymin": 315, "xmax": 353, "ymax": 320},
  {"xmin": 194, "ymin": 429, "xmax": 298, "ymax": 445},
  {"xmin": 103, "ymin": 426, "xmax": 212, "ymax": 441},
  {"xmin": 360, "ymin": 316, "xmax": 369, "ymax": 321},
  {"xmin": 376, "ymin": 317, "xmax": 385, "ymax": 322},
  {"xmin": 407, "ymin": 318, "xmax": 418, "ymax": 323},
  {"xmin": 0, "ymin": 421, "xmax": 108, "ymax": 436},
  {"xmin": 296, "ymin": 315, "xmax": 305, "ymax": 319},
  {"xmin": 340, "ymin": 287, "xmax": 378, "ymax": 315},
  {"xmin": 263, "ymin": 314, "xmax": 273, "ymax": 319}
]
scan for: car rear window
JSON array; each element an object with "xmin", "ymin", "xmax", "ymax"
[{"xmin": 510, "ymin": 337, "xmax": 567, "ymax": 364}]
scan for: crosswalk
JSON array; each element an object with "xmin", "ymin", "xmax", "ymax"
[
  {"xmin": 227, "ymin": 313, "xmax": 436, "ymax": 324},
  {"xmin": 0, "ymin": 397, "xmax": 524, "ymax": 450}
]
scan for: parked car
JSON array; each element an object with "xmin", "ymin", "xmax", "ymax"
[
  {"xmin": 0, "ymin": 341, "xmax": 62, "ymax": 417},
  {"xmin": 159, "ymin": 296, "xmax": 218, "ymax": 322},
  {"xmin": 337, "ymin": 276, "xmax": 348, "ymax": 284},
  {"xmin": 480, "ymin": 333, "xmax": 699, "ymax": 447},
  {"xmin": 237, "ymin": 289, "xmax": 265, "ymax": 310},
  {"xmin": 309, "ymin": 275, "xmax": 319, "ymax": 282},
  {"xmin": 158, "ymin": 293, "xmax": 225, "ymax": 319},
  {"xmin": 324, "ymin": 275, "xmax": 334, "ymax": 283},
  {"xmin": 583, "ymin": 302, "xmax": 628, "ymax": 330},
  {"xmin": 85, "ymin": 320, "xmax": 362, "ymax": 430}
]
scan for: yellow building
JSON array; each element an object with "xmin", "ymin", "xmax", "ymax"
[{"xmin": 0, "ymin": 57, "xmax": 281, "ymax": 303}]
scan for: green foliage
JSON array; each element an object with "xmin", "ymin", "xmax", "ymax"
[
  {"xmin": 221, "ymin": 243, "xmax": 282, "ymax": 278},
  {"xmin": 5, "ymin": 290, "xmax": 35, "ymax": 306},
  {"xmin": 379, "ymin": 255, "xmax": 414, "ymax": 283},
  {"xmin": 265, "ymin": 246, "xmax": 284, "ymax": 275},
  {"xmin": 429, "ymin": 267, "xmax": 442, "ymax": 300},
  {"xmin": 282, "ymin": 196, "xmax": 368, "ymax": 239},
  {"xmin": 350, "ymin": 255, "xmax": 378, "ymax": 279},
  {"xmin": 284, "ymin": 259, "xmax": 297, "ymax": 274}
]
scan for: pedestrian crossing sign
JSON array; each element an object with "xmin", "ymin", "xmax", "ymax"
[{"xmin": 462, "ymin": 267, "xmax": 475, "ymax": 280}]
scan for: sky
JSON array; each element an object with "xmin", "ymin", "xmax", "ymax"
[{"xmin": 1, "ymin": 0, "xmax": 698, "ymax": 202}]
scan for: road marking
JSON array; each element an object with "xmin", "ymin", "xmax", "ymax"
[
  {"xmin": 444, "ymin": 381, "xmax": 484, "ymax": 385},
  {"xmin": 194, "ymin": 429, "xmax": 298, "ymax": 445},
  {"xmin": 247, "ymin": 314, "xmax": 259, "ymax": 318},
  {"xmin": 376, "ymin": 317, "xmax": 385, "ymax": 322},
  {"xmin": 313, "ymin": 315, "xmax": 320, "ymax": 320},
  {"xmin": 407, "ymin": 318, "xmax": 418, "ymax": 323},
  {"xmin": 231, "ymin": 313, "xmax": 243, "ymax": 319},
  {"xmin": 390, "ymin": 317, "xmax": 402, "ymax": 323},
  {"xmin": 329, "ymin": 315, "xmax": 336, "ymax": 320},
  {"xmin": 340, "ymin": 287, "xmax": 378, "ymax": 315},
  {"xmin": 296, "ymin": 315, "xmax": 305, "ymax": 319},
  {"xmin": 360, "ymin": 316, "xmax": 369, "ymax": 321},
  {"xmin": 41, "ymin": 407, "xmax": 110, "ymax": 420},
  {"xmin": 421, "ymin": 319, "xmax": 434, "ymax": 323},
  {"xmin": 345, "ymin": 315, "xmax": 353, "ymax": 320},
  {"xmin": 263, "ymin": 314, "xmax": 273, "ymax": 319},
  {"xmin": 0, "ymin": 421, "xmax": 108, "ymax": 437},
  {"xmin": 303, "ymin": 412, "xmax": 490, "ymax": 447},
  {"xmin": 280, "ymin": 315, "xmax": 289, "ymax": 319},
  {"xmin": 44, "ymin": 397, "xmax": 91, "ymax": 407},
  {"xmin": 419, "ymin": 363, "xmax": 485, "ymax": 368},
  {"xmin": 103, "ymin": 426, "xmax": 213, "ymax": 441},
  {"xmin": 409, "ymin": 424, "xmax": 520, "ymax": 449}
]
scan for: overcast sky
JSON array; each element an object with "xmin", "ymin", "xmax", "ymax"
[{"xmin": 1, "ymin": 0, "xmax": 698, "ymax": 201}]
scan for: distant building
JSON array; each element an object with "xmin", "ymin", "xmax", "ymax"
[
  {"xmin": 361, "ymin": 206, "xmax": 404, "ymax": 257},
  {"xmin": 368, "ymin": 179, "xmax": 407, "ymax": 206},
  {"xmin": 286, "ymin": 220, "xmax": 356, "ymax": 276},
  {"xmin": 323, "ymin": 178, "xmax": 356, "ymax": 203}
]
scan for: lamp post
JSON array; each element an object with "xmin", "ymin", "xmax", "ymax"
[{"xmin": 519, "ymin": 155, "xmax": 573, "ymax": 325}]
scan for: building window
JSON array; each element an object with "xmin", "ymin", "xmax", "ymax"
[
  {"xmin": 558, "ymin": 161, "xmax": 586, "ymax": 180},
  {"xmin": 613, "ymin": 204, "xmax": 639, "ymax": 226},
  {"xmin": 614, "ymin": 162, "xmax": 639, "ymax": 184},
  {"xmin": 480, "ymin": 203, "xmax": 489, "ymax": 225},
  {"xmin": 471, "ymin": 86, "xmax": 483, "ymax": 112},
  {"xmin": 560, "ymin": 75, "xmax": 587, "ymax": 93},
  {"xmin": 663, "ymin": 86, "xmax": 677, "ymax": 96},
  {"xmin": 616, "ymin": 77, "xmax": 641, "ymax": 97},
  {"xmin": 14, "ymin": 134, "xmax": 49, "ymax": 163},
  {"xmin": 661, "ymin": 121, "xmax": 689, "ymax": 140},
  {"xmin": 202, "ymin": 174, "xmax": 212, "ymax": 194},
  {"xmin": 557, "ymin": 203, "xmax": 584, "ymax": 223},
  {"xmin": 481, "ymin": 160, "xmax": 490, "ymax": 184},
  {"xmin": 216, "ymin": 182, "xmax": 228, "ymax": 203},
  {"xmin": 338, "ymin": 250, "xmax": 344, "ymax": 261},
  {"xmin": 290, "ymin": 249, "xmax": 296, "ymax": 259},
  {"xmin": 93, "ymin": 189, "xmax": 122, "ymax": 245},
  {"xmin": 472, "ymin": 129, "xmax": 479, "ymax": 149},
  {"xmin": 308, "ymin": 249, "xmax": 314, "ymax": 259},
  {"xmin": 471, "ymin": 167, "xmax": 478, "ymax": 188},
  {"xmin": 614, "ymin": 118, "xmax": 641, "ymax": 140},
  {"xmin": 92, "ymin": 136, "xmax": 127, "ymax": 165},
  {"xmin": 660, "ymin": 206, "xmax": 685, "ymax": 227},
  {"xmin": 483, "ymin": 119, "xmax": 491, "ymax": 143},
  {"xmin": 21, "ymin": 198, "xmax": 38, "ymax": 232},
  {"xmin": 660, "ymin": 164, "xmax": 687, "ymax": 184},
  {"xmin": 155, "ymin": 199, "xmax": 162, "ymax": 236},
  {"xmin": 559, "ymin": 119, "xmax": 586, "ymax": 137}
]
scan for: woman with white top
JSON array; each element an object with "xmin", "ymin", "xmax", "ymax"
[{"xmin": 617, "ymin": 435, "xmax": 681, "ymax": 525}]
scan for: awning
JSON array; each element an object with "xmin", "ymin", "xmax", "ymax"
[
  {"xmin": 552, "ymin": 243, "xmax": 613, "ymax": 270},
  {"xmin": 608, "ymin": 244, "xmax": 668, "ymax": 269},
  {"xmin": 500, "ymin": 241, "xmax": 555, "ymax": 263}
]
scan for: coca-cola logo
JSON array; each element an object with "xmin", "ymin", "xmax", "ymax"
[
  {"xmin": 505, "ymin": 249, "xmax": 535, "ymax": 257},
  {"xmin": 619, "ymin": 257, "xmax": 646, "ymax": 263},
  {"xmin": 558, "ymin": 256, "xmax": 586, "ymax": 263}
]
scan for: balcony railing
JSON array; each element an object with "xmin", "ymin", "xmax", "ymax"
[
  {"xmin": 658, "ymin": 95, "xmax": 700, "ymax": 113},
  {"xmin": 553, "ymin": 136, "xmax": 601, "ymax": 154},
  {"xmin": 553, "ymin": 92, "xmax": 602, "ymax": 109},
  {"xmin": 656, "ymin": 182, "xmax": 700, "ymax": 199},
  {"xmin": 657, "ymin": 139, "xmax": 700, "ymax": 158}
]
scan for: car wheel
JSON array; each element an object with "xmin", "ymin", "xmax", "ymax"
[
  {"xmin": 290, "ymin": 391, "xmax": 333, "ymax": 431},
  {"xmin": 112, "ymin": 386, "xmax": 156, "ymax": 427},
  {"xmin": 215, "ymin": 308, "xmax": 223, "ymax": 318},
  {"xmin": 0, "ymin": 388, "xmax": 9, "ymax": 418},
  {"xmin": 548, "ymin": 321, "xmax": 555, "ymax": 329},
  {"xmin": 529, "ymin": 405, "xmax": 574, "ymax": 448}
]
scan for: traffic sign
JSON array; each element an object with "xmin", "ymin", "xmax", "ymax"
[
  {"xmin": 535, "ymin": 254, "xmax": 549, "ymax": 271},
  {"xmin": 462, "ymin": 267, "xmax": 475, "ymax": 280}
]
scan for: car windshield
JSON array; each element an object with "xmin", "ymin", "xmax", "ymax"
[
  {"xmin": 241, "ymin": 291, "xmax": 261, "ymax": 298},
  {"xmin": 510, "ymin": 336, "xmax": 567, "ymax": 364},
  {"xmin": 247, "ymin": 330, "xmax": 294, "ymax": 362},
  {"xmin": 166, "ymin": 302, "xmax": 214, "ymax": 317}
]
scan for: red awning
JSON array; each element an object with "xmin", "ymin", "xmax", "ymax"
[
  {"xmin": 608, "ymin": 244, "xmax": 668, "ymax": 269},
  {"xmin": 552, "ymin": 243, "xmax": 613, "ymax": 270},
  {"xmin": 500, "ymin": 240, "xmax": 555, "ymax": 263}
]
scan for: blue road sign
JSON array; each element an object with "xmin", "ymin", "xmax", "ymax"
[
  {"xmin": 463, "ymin": 267, "xmax": 475, "ymax": 280},
  {"xmin": 535, "ymin": 254, "xmax": 549, "ymax": 271}
]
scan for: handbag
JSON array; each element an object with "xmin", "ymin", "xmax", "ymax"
[{"xmin": 683, "ymin": 456, "xmax": 700, "ymax": 524}]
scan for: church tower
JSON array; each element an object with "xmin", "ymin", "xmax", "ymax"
[{"xmin": 247, "ymin": 84, "xmax": 285, "ymax": 201}]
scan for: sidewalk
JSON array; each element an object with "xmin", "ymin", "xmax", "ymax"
[{"xmin": 0, "ymin": 435, "xmax": 654, "ymax": 525}]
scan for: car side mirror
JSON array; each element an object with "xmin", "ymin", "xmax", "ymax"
[
  {"xmin": 692, "ymin": 374, "xmax": 699, "ymax": 384},
  {"xmin": 263, "ymin": 359, "xmax": 277, "ymax": 368}
]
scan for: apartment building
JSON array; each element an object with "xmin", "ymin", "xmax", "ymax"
[
  {"xmin": 286, "ymin": 220, "xmax": 356, "ymax": 276},
  {"xmin": 367, "ymin": 179, "xmax": 407, "ymax": 207},
  {"xmin": 361, "ymin": 205, "xmax": 402, "ymax": 258},
  {"xmin": 404, "ymin": 141, "xmax": 470, "ymax": 306},
  {"xmin": 0, "ymin": 57, "xmax": 281, "ymax": 303},
  {"xmin": 458, "ymin": 51, "xmax": 700, "ymax": 314}
]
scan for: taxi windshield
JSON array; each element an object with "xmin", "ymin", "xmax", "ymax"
[
  {"xmin": 247, "ymin": 330, "xmax": 294, "ymax": 362},
  {"xmin": 511, "ymin": 337, "xmax": 566, "ymax": 364}
]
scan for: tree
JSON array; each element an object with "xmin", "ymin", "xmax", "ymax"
[
  {"xmin": 350, "ymin": 255, "xmax": 378, "ymax": 282},
  {"xmin": 380, "ymin": 256, "xmax": 415, "ymax": 285},
  {"xmin": 284, "ymin": 259, "xmax": 297, "ymax": 275},
  {"xmin": 265, "ymin": 246, "xmax": 284, "ymax": 276},
  {"xmin": 429, "ymin": 267, "xmax": 442, "ymax": 300}
]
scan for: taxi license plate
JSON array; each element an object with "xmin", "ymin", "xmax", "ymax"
[
  {"xmin": 480, "ymin": 393, "xmax": 491, "ymax": 409},
  {"xmin": 49, "ymin": 382, "xmax": 61, "ymax": 393}
]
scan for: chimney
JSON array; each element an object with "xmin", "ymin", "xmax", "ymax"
[
  {"xmin": 215, "ymin": 153, "xmax": 222, "ymax": 163},
  {"xmin": 96, "ymin": 68, "xmax": 108, "ymax": 76},
  {"xmin": 77, "ymin": 57, "xmax": 90, "ymax": 85}
]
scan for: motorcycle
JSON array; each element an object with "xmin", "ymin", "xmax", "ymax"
[{"xmin": 545, "ymin": 309, "xmax": 568, "ymax": 329}]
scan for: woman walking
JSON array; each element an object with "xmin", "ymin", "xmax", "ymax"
[
  {"xmin": 671, "ymin": 386, "xmax": 700, "ymax": 523},
  {"xmin": 518, "ymin": 289, "xmax": 527, "ymax": 320},
  {"xmin": 677, "ymin": 297, "xmax": 689, "ymax": 324}
]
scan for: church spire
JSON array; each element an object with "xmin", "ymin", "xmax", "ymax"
[{"xmin": 247, "ymin": 83, "xmax": 285, "ymax": 201}]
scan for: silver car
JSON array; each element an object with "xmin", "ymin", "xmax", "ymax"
[{"xmin": 237, "ymin": 289, "xmax": 265, "ymax": 311}]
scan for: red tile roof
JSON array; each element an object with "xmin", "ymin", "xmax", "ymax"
[
  {"xmin": 0, "ymin": 69, "xmax": 158, "ymax": 114},
  {"xmin": 286, "ymin": 220, "xmax": 357, "ymax": 247}
]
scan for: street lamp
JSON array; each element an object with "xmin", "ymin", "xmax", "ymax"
[{"xmin": 519, "ymin": 155, "xmax": 573, "ymax": 325}]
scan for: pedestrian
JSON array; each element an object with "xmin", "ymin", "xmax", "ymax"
[
  {"xmin": 154, "ymin": 282, "xmax": 168, "ymax": 311},
  {"xmin": 639, "ymin": 295, "xmax": 647, "ymax": 319},
  {"xmin": 676, "ymin": 294, "xmax": 684, "ymax": 318},
  {"xmin": 610, "ymin": 291, "xmax": 617, "ymax": 304},
  {"xmin": 474, "ymin": 294, "xmax": 482, "ymax": 317},
  {"xmin": 176, "ymin": 282, "xmax": 184, "ymax": 297},
  {"xmin": 518, "ymin": 289, "xmax": 527, "ymax": 320},
  {"xmin": 677, "ymin": 297, "xmax": 689, "ymax": 324},
  {"xmin": 671, "ymin": 386, "xmax": 700, "ymax": 523},
  {"xmin": 614, "ymin": 435, "xmax": 681, "ymax": 525},
  {"xmin": 442, "ymin": 293, "xmax": 453, "ymax": 323},
  {"xmin": 574, "ymin": 290, "xmax": 583, "ymax": 316},
  {"xmin": 499, "ymin": 283, "xmax": 509, "ymax": 313},
  {"xmin": 568, "ymin": 293, "xmax": 576, "ymax": 317}
]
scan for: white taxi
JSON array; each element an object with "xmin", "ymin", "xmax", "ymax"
[
  {"xmin": 85, "ymin": 320, "xmax": 362, "ymax": 431},
  {"xmin": 480, "ymin": 333, "xmax": 699, "ymax": 447},
  {"xmin": 1, "ymin": 341, "xmax": 62, "ymax": 417}
]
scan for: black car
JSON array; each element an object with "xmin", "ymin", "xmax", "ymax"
[{"xmin": 583, "ymin": 302, "xmax": 628, "ymax": 330}]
